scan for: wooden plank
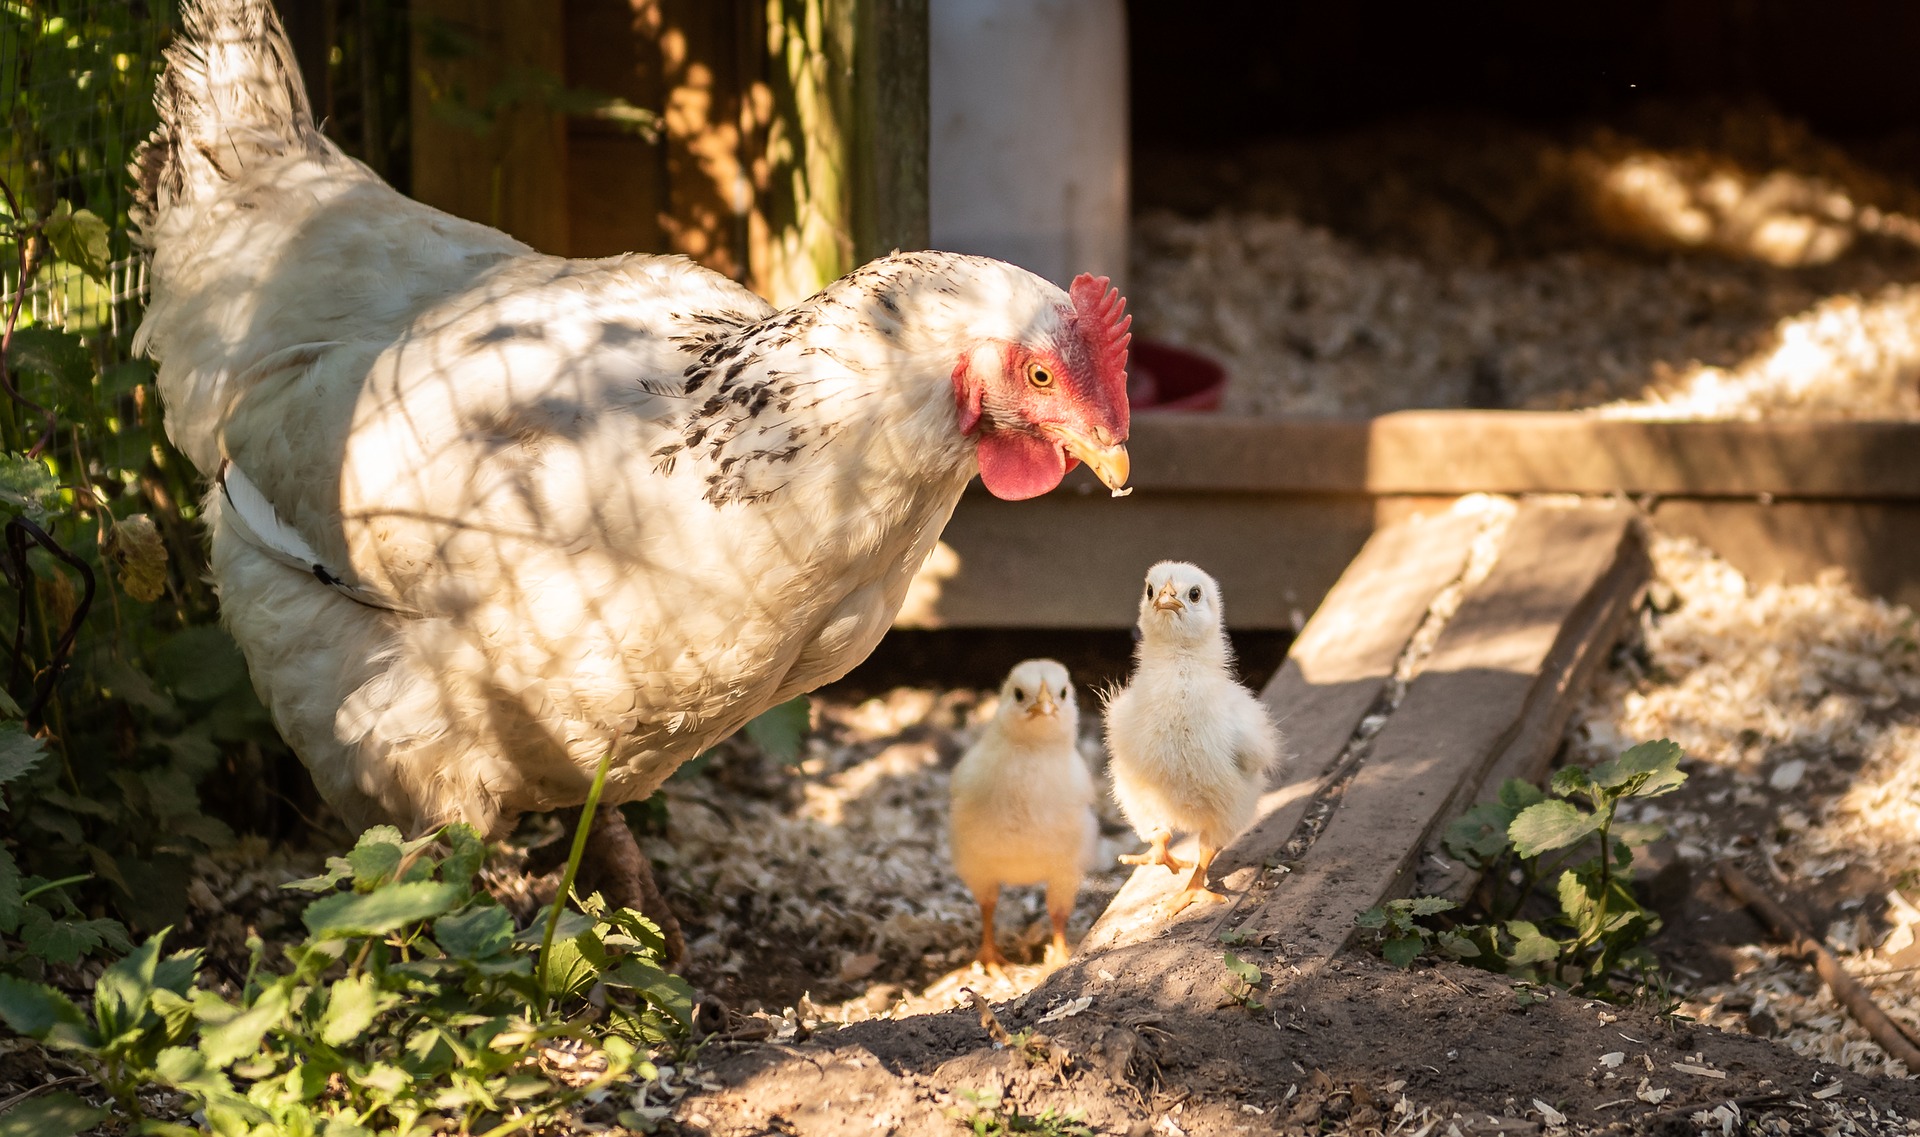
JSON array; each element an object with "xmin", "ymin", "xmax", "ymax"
[
  {"xmin": 564, "ymin": 0, "xmax": 669, "ymax": 258},
  {"xmin": 411, "ymin": 0, "xmax": 570, "ymax": 254},
  {"xmin": 1057, "ymin": 413, "xmax": 1920, "ymax": 498},
  {"xmin": 897, "ymin": 492, "xmax": 1374, "ymax": 629},
  {"xmin": 1230, "ymin": 504, "xmax": 1642, "ymax": 969},
  {"xmin": 1417, "ymin": 521, "xmax": 1650, "ymax": 901},
  {"xmin": 1077, "ymin": 508, "xmax": 1483, "ymax": 954},
  {"xmin": 659, "ymin": 0, "xmax": 753, "ymax": 277},
  {"xmin": 849, "ymin": 0, "xmax": 928, "ymax": 261}
]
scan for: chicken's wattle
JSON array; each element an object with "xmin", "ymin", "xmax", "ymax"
[{"xmin": 975, "ymin": 430, "xmax": 1068, "ymax": 501}]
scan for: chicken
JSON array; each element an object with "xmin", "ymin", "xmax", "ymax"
[
  {"xmin": 131, "ymin": 0, "xmax": 1133, "ymax": 950},
  {"xmin": 949, "ymin": 660, "xmax": 1098, "ymax": 968},
  {"xmin": 1105, "ymin": 562, "xmax": 1282, "ymax": 916}
]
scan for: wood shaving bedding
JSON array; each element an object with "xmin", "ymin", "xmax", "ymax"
[
  {"xmin": 1130, "ymin": 106, "xmax": 1920, "ymax": 419},
  {"xmin": 1566, "ymin": 534, "xmax": 1920, "ymax": 1076}
]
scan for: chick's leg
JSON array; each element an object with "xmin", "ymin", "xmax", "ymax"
[
  {"xmin": 1166, "ymin": 844, "xmax": 1231, "ymax": 916},
  {"xmin": 1043, "ymin": 886, "xmax": 1074, "ymax": 966},
  {"xmin": 1119, "ymin": 829, "xmax": 1190, "ymax": 874},
  {"xmin": 974, "ymin": 890, "xmax": 1008, "ymax": 972}
]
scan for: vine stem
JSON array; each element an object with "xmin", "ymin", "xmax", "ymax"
[{"xmin": 536, "ymin": 751, "xmax": 615, "ymax": 1003}]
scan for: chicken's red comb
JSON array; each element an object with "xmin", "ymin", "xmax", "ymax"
[{"xmin": 1069, "ymin": 273, "xmax": 1132, "ymax": 412}]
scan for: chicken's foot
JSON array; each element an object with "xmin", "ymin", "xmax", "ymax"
[
  {"xmin": 532, "ymin": 804, "xmax": 687, "ymax": 968},
  {"xmin": 1044, "ymin": 893, "xmax": 1073, "ymax": 967},
  {"xmin": 1119, "ymin": 830, "xmax": 1189, "ymax": 874}
]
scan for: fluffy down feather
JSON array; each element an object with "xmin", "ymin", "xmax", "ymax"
[
  {"xmin": 1105, "ymin": 562, "xmax": 1283, "ymax": 914},
  {"xmin": 134, "ymin": 0, "xmax": 1132, "ymax": 840},
  {"xmin": 949, "ymin": 660, "xmax": 1098, "ymax": 965}
]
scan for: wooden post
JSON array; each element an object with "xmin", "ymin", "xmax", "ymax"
[
  {"xmin": 752, "ymin": 0, "xmax": 926, "ymax": 305},
  {"xmin": 410, "ymin": 0, "xmax": 571, "ymax": 254}
]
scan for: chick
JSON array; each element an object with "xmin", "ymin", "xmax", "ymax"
[
  {"xmin": 949, "ymin": 659, "xmax": 1099, "ymax": 968},
  {"xmin": 1106, "ymin": 562, "xmax": 1283, "ymax": 915}
]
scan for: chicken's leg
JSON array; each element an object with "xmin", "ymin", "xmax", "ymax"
[
  {"xmin": 974, "ymin": 892, "xmax": 1008, "ymax": 972},
  {"xmin": 1044, "ymin": 888, "xmax": 1073, "ymax": 967},
  {"xmin": 1165, "ymin": 844, "xmax": 1230, "ymax": 916},
  {"xmin": 1119, "ymin": 829, "xmax": 1190, "ymax": 873},
  {"xmin": 532, "ymin": 805, "xmax": 687, "ymax": 968}
]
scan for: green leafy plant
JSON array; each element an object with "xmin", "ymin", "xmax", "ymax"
[
  {"xmin": 951, "ymin": 1088, "xmax": 1093, "ymax": 1137},
  {"xmin": 1221, "ymin": 950, "xmax": 1269, "ymax": 1011},
  {"xmin": 0, "ymin": 819, "xmax": 692, "ymax": 1136},
  {"xmin": 1356, "ymin": 739, "xmax": 1688, "ymax": 994}
]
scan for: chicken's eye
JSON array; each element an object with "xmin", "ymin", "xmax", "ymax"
[
  {"xmin": 1013, "ymin": 687, "xmax": 1025, "ymax": 702},
  {"xmin": 1027, "ymin": 362, "xmax": 1055, "ymax": 389},
  {"xmin": 1058, "ymin": 687, "xmax": 1069, "ymax": 700},
  {"xmin": 1145, "ymin": 582, "xmax": 1153, "ymax": 600},
  {"xmin": 1188, "ymin": 586, "xmax": 1202, "ymax": 603}
]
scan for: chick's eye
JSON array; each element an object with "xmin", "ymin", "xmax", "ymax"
[
  {"xmin": 1145, "ymin": 582, "xmax": 1153, "ymax": 600},
  {"xmin": 1012, "ymin": 688, "xmax": 1025, "ymax": 702},
  {"xmin": 1188, "ymin": 586, "xmax": 1202, "ymax": 603},
  {"xmin": 1027, "ymin": 362, "xmax": 1055, "ymax": 389},
  {"xmin": 1058, "ymin": 687, "xmax": 1069, "ymax": 699}
]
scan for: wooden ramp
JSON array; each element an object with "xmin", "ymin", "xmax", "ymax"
[{"xmin": 1077, "ymin": 499, "xmax": 1650, "ymax": 978}]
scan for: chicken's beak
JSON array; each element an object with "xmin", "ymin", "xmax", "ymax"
[
  {"xmin": 1025, "ymin": 686, "xmax": 1059, "ymax": 718},
  {"xmin": 1043, "ymin": 425, "xmax": 1131, "ymax": 497},
  {"xmin": 1152, "ymin": 583, "xmax": 1185, "ymax": 612}
]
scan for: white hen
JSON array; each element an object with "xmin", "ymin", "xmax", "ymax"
[
  {"xmin": 949, "ymin": 659, "xmax": 1098, "ymax": 967},
  {"xmin": 1105, "ymin": 562, "xmax": 1282, "ymax": 915},
  {"xmin": 131, "ymin": 0, "xmax": 1133, "ymax": 911}
]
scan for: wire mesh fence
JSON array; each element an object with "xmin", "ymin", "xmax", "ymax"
[{"xmin": 1, "ymin": 1, "xmax": 175, "ymax": 361}]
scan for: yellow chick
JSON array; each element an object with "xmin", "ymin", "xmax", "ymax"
[
  {"xmin": 949, "ymin": 659, "xmax": 1099, "ymax": 967},
  {"xmin": 1106, "ymin": 562, "xmax": 1283, "ymax": 915}
]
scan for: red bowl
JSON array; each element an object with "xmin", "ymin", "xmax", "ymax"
[{"xmin": 1126, "ymin": 340, "xmax": 1228, "ymax": 411}]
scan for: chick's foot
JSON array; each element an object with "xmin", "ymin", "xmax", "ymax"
[{"xmin": 1119, "ymin": 830, "xmax": 1189, "ymax": 874}]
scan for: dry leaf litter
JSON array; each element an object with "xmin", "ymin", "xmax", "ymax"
[
  {"xmin": 1130, "ymin": 104, "xmax": 1920, "ymax": 419},
  {"xmin": 1567, "ymin": 533, "xmax": 1920, "ymax": 1078}
]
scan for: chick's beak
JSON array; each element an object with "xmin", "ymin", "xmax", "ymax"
[
  {"xmin": 1025, "ymin": 686, "xmax": 1058, "ymax": 718},
  {"xmin": 1152, "ymin": 583, "xmax": 1185, "ymax": 612},
  {"xmin": 1042, "ymin": 424, "xmax": 1131, "ymax": 496}
]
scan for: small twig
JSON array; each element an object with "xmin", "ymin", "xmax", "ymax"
[
  {"xmin": 0, "ymin": 1074, "xmax": 89, "ymax": 1115},
  {"xmin": 959, "ymin": 986, "xmax": 1014, "ymax": 1047},
  {"xmin": 1718, "ymin": 860, "xmax": 1920, "ymax": 1070},
  {"xmin": 537, "ymin": 751, "xmax": 615, "ymax": 1002},
  {"xmin": 5, "ymin": 516, "xmax": 96, "ymax": 726}
]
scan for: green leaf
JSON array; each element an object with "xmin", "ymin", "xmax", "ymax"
[
  {"xmin": 155, "ymin": 626, "xmax": 250, "ymax": 703},
  {"xmin": 1503, "ymin": 920, "xmax": 1563, "ymax": 966},
  {"xmin": 319, "ymin": 973, "xmax": 385, "ymax": 1047},
  {"xmin": 1355, "ymin": 906, "xmax": 1387, "ymax": 930},
  {"xmin": 0, "ymin": 975, "xmax": 88, "ymax": 1040},
  {"xmin": 198, "ymin": 983, "xmax": 291, "ymax": 1068},
  {"xmin": 19, "ymin": 907, "xmax": 123, "ymax": 966},
  {"xmin": 345, "ymin": 828, "xmax": 405, "ymax": 886},
  {"xmin": 1497, "ymin": 778, "xmax": 1548, "ymax": 810},
  {"xmin": 440, "ymin": 822, "xmax": 488, "ymax": 885},
  {"xmin": 1548, "ymin": 766, "xmax": 1593, "ymax": 798},
  {"xmin": 1396, "ymin": 896, "xmax": 1459, "ymax": 918},
  {"xmin": 1222, "ymin": 951, "xmax": 1264, "ymax": 987},
  {"xmin": 1434, "ymin": 931, "xmax": 1481, "ymax": 959},
  {"xmin": 103, "ymin": 513, "xmax": 169, "ymax": 603},
  {"xmin": 0, "ymin": 454, "xmax": 57, "ymax": 518},
  {"xmin": 42, "ymin": 201, "xmax": 112, "ymax": 281},
  {"xmin": 1557, "ymin": 870, "xmax": 1599, "ymax": 938},
  {"xmin": 1591, "ymin": 739, "xmax": 1687, "ymax": 798},
  {"xmin": 93, "ymin": 931, "xmax": 166, "ymax": 1042},
  {"xmin": 302, "ymin": 881, "xmax": 465, "ymax": 939},
  {"xmin": 1382, "ymin": 935, "xmax": 1423, "ymax": 968},
  {"xmin": 0, "ymin": 722, "xmax": 47, "ymax": 788},
  {"xmin": 1508, "ymin": 800, "xmax": 1602, "ymax": 858},
  {"xmin": 4, "ymin": 326, "xmax": 91, "ymax": 390},
  {"xmin": 0, "ymin": 1091, "xmax": 108, "ymax": 1137},
  {"xmin": 743, "ymin": 696, "xmax": 810, "ymax": 762},
  {"xmin": 434, "ymin": 904, "xmax": 514, "ymax": 960},
  {"xmin": 0, "ymin": 851, "xmax": 21, "ymax": 933},
  {"xmin": 1443, "ymin": 801, "xmax": 1517, "ymax": 865}
]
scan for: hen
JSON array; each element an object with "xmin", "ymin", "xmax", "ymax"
[
  {"xmin": 1105, "ymin": 562, "xmax": 1282, "ymax": 916},
  {"xmin": 132, "ymin": 0, "xmax": 1132, "ymax": 939},
  {"xmin": 948, "ymin": 659, "xmax": 1098, "ymax": 968}
]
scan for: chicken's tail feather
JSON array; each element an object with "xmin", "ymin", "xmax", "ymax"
[{"xmin": 133, "ymin": 0, "xmax": 321, "ymax": 234}]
